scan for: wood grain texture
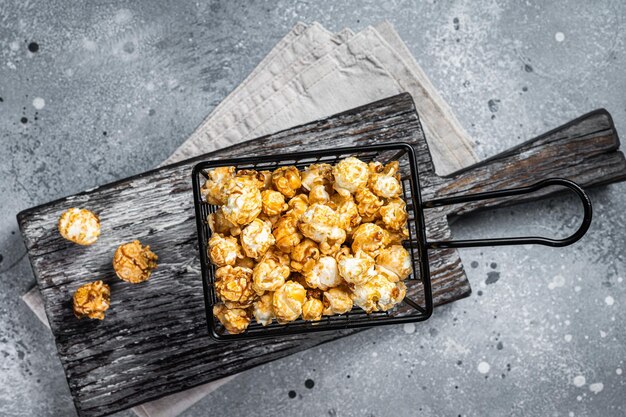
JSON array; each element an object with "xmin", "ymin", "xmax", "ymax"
[{"xmin": 16, "ymin": 94, "xmax": 626, "ymax": 417}]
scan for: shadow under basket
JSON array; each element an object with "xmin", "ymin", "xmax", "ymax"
[{"xmin": 191, "ymin": 142, "xmax": 592, "ymax": 341}]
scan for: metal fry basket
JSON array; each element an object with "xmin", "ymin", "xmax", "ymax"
[{"xmin": 191, "ymin": 142, "xmax": 592, "ymax": 341}]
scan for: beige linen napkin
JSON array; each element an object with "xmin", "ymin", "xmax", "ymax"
[{"xmin": 22, "ymin": 21, "xmax": 477, "ymax": 417}]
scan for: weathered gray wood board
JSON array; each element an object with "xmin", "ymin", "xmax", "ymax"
[{"xmin": 17, "ymin": 94, "xmax": 626, "ymax": 417}]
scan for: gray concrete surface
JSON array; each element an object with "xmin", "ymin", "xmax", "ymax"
[{"xmin": 1, "ymin": 1, "xmax": 625, "ymax": 416}]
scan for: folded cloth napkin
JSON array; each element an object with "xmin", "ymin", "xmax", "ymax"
[{"xmin": 22, "ymin": 21, "xmax": 477, "ymax": 417}]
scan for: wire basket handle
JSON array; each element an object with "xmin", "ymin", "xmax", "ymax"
[{"xmin": 423, "ymin": 178, "xmax": 592, "ymax": 249}]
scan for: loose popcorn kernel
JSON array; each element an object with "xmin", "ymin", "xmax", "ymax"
[
  {"xmin": 201, "ymin": 166, "xmax": 235, "ymax": 205},
  {"xmin": 355, "ymin": 188, "xmax": 384, "ymax": 222},
  {"xmin": 261, "ymin": 189, "xmax": 288, "ymax": 216},
  {"xmin": 208, "ymin": 233, "xmax": 243, "ymax": 267},
  {"xmin": 332, "ymin": 157, "xmax": 369, "ymax": 197},
  {"xmin": 222, "ymin": 178, "xmax": 263, "ymax": 226},
  {"xmin": 323, "ymin": 287, "xmax": 353, "ymax": 315},
  {"xmin": 351, "ymin": 223, "xmax": 389, "ymax": 258},
  {"xmin": 272, "ymin": 213, "xmax": 302, "ymax": 254},
  {"xmin": 376, "ymin": 245, "xmax": 412, "ymax": 281},
  {"xmin": 305, "ymin": 255, "xmax": 343, "ymax": 291},
  {"xmin": 336, "ymin": 248, "xmax": 376, "ymax": 286},
  {"xmin": 290, "ymin": 239, "xmax": 320, "ymax": 273},
  {"xmin": 302, "ymin": 297, "xmax": 324, "ymax": 321},
  {"xmin": 252, "ymin": 293, "xmax": 275, "ymax": 326},
  {"xmin": 240, "ymin": 218, "xmax": 275, "ymax": 260},
  {"xmin": 332, "ymin": 194, "xmax": 362, "ymax": 235},
  {"xmin": 368, "ymin": 161, "xmax": 402, "ymax": 199},
  {"xmin": 379, "ymin": 198, "xmax": 408, "ymax": 231},
  {"xmin": 208, "ymin": 209, "xmax": 241, "ymax": 236},
  {"xmin": 235, "ymin": 169, "xmax": 269, "ymax": 190},
  {"xmin": 58, "ymin": 207, "xmax": 101, "ymax": 245},
  {"xmin": 214, "ymin": 265, "xmax": 256, "ymax": 307},
  {"xmin": 301, "ymin": 163, "xmax": 333, "ymax": 191},
  {"xmin": 73, "ymin": 280, "xmax": 110, "ymax": 320},
  {"xmin": 272, "ymin": 281, "xmax": 306, "ymax": 323},
  {"xmin": 308, "ymin": 184, "xmax": 331, "ymax": 205},
  {"xmin": 298, "ymin": 203, "xmax": 346, "ymax": 255},
  {"xmin": 252, "ymin": 249, "xmax": 290, "ymax": 294},
  {"xmin": 213, "ymin": 304, "xmax": 250, "ymax": 334},
  {"xmin": 113, "ymin": 240, "xmax": 158, "ymax": 283},
  {"xmin": 272, "ymin": 166, "xmax": 302, "ymax": 198}
]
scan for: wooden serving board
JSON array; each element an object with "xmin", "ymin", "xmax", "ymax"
[{"xmin": 17, "ymin": 93, "xmax": 626, "ymax": 417}]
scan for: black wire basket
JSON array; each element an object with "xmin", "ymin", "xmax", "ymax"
[{"xmin": 191, "ymin": 142, "xmax": 592, "ymax": 341}]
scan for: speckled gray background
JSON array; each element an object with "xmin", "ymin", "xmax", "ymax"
[{"xmin": 1, "ymin": 1, "xmax": 625, "ymax": 416}]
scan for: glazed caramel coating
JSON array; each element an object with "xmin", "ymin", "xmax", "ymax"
[
  {"xmin": 235, "ymin": 256, "xmax": 256, "ymax": 269},
  {"xmin": 290, "ymin": 239, "xmax": 321, "ymax": 273},
  {"xmin": 302, "ymin": 297, "xmax": 324, "ymax": 321},
  {"xmin": 236, "ymin": 169, "xmax": 269, "ymax": 190},
  {"xmin": 379, "ymin": 198, "xmax": 408, "ymax": 231},
  {"xmin": 73, "ymin": 280, "xmax": 110, "ymax": 320},
  {"xmin": 308, "ymin": 184, "xmax": 331, "ymax": 205},
  {"xmin": 222, "ymin": 177, "xmax": 263, "ymax": 226},
  {"xmin": 323, "ymin": 287, "xmax": 353, "ymax": 315},
  {"xmin": 301, "ymin": 163, "xmax": 332, "ymax": 191},
  {"xmin": 332, "ymin": 157, "xmax": 369, "ymax": 197},
  {"xmin": 252, "ymin": 293, "xmax": 275, "ymax": 326},
  {"xmin": 261, "ymin": 189, "xmax": 288, "ymax": 216},
  {"xmin": 208, "ymin": 233, "xmax": 243, "ymax": 267},
  {"xmin": 368, "ymin": 161, "xmax": 402, "ymax": 199},
  {"xmin": 351, "ymin": 223, "xmax": 389, "ymax": 258},
  {"xmin": 252, "ymin": 249, "xmax": 290, "ymax": 294},
  {"xmin": 298, "ymin": 203, "xmax": 346, "ymax": 255},
  {"xmin": 272, "ymin": 281, "xmax": 307, "ymax": 323},
  {"xmin": 201, "ymin": 166, "xmax": 235, "ymax": 205},
  {"xmin": 113, "ymin": 240, "xmax": 158, "ymax": 283},
  {"xmin": 376, "ymin": 245, "xmax": 412, "ymax": 281},
  {"xmin": 272, "ymin": 212, "xmax": 302, "ymax": 254},
  {"xmin": 58, "ymin": 207, "xmax": 101, "ymax": 245},
  {"xmin": 355, "ymin": 188, "xmax": 384, "ymax": 222},
  {"xmin": 287, "ymin": 193, "xmax": 309, "ymax": 217},
  {"xmin": 240, "ymin": 218, "xmax": 275, "ymax": 260},
  {"xmin": 213, "ymin": 304, "xmax": 250, "ymax": 334},
  {"xmin": 207, "ymin": 209, "xmax": 241, "ymax": 236},
  {"xmin": 272, "ymin": 166, "xmax": 302, "ymax": 198},
  {"xmin": 214, "ymin": 265, "xmax": 256, "ymax": 307},
  {"xmin": 333, "ymin": 194, "xmax": 362, "ymax": 235}
]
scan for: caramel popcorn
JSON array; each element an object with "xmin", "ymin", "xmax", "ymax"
[
  {"xmin": 58, "ymin": 208, "xmax": 101, "ymax": 245},
  {"xmin": 261, "ymin": 189, "xmax": 288, "ymax": 216},
  {"xmin": 240, "ymin": 218, "xmax": 275, "ymax": 260},
  {"xmin": 272, "ymin": 213, "xmax": 302, "ymax": 253},
  {"xmin": 252, "ymin": 249, "xmax": 290, "ymax": 294},
  {"xmin": 323, "ymin": 287, "xmax": 353, "ymax": 315},
  {"xmin": 272, "ymin": 281, "xmax": 307, "ymax": 323},
  {"xmin": 376, "ymin": 245, "xmax": 412, "ymax": 281},
  {"xmin": 287, "ymin": 193, "xmax": 309, "ymax": 217},
  {"xmin": 213, "ymin": 304, "xmax": 250, "ymax": 334},
  {"xmin": 379, "ymin": 198, "xmax": 408, "ymax": 231},
  {"xmin": 301, "ymin": 163, "xmax": 333, "ymax": 191},
  {"xmin": 355, "ymin": 188, "xmax": 384, "ymax": 222},
  {"xmin": 201, "ymin": 166, "xmax": 235, "ymax": 205},
  {"xmin": 383, "ymin": 223, "xmax": 410, "ymax": 245},
  {"xmin": 351, "ymin": 273, "xmax": 405, "ymax": 313},
  {"xmin": 73, "ymin": 280, "xmax": 110, "ymax": 320},
  {"xmin": 302, "ymin": 297, "xmax": 324, "ymax": 321},
  {"xmin": 208, "ymin": 233, "xmax": 242, "ymax": 267},
  {"xmin": 252, "ymin": 293, "xmax": 275, "ymax": 326},
  {"xmin": 235, "ymin": 169, "xmax": 269, "ymax": 190},
  {"xmin": 351, "ymin": 223, "xmax": 389, "ymax": 258},
  {"xmin": 235, "ymin": 256, "xmax": 256, "ymax": 269},
  {"xmin": 308, "ymin": 184, "xmax": 331, "ymax": 205},
  {"xmin": 208, "ymin": 209, "xmax": 241, "ymax": 236},
  {"xmin": 336, "ymin": 248, "xmax": 376, "ymax": 285},
  {"xmin": 272, "ymin": 166, "xmax": 302, "ymax": 198},
  {"xmin": 332, "ymin": 157, "xmax": 369, "ymax": 197},
  {"xmin": 368, "ymin": 161, "xmax": 402, "ymax": 198},
  {"xmin": 298, "ymin": 203, "xmax": 346, "ymax": 255},
  {"xmin": 113, "ymin": 240, "xmax": 158, "ymax": 283},
  {"xmin": 214, "ymin": 265, "xmax": 256, "ymax": 307},
  {"xmin": 222, "ymin": 178, "xmax": 263, "ymax": 226},
  {"xmin": 305, "ymin": 255, "xmax": 343, "ymax": 291},
  {"xmin": 290, "ymin": 239, "xmax": 320, "ymax": 273},
  {"xmin": 333, "ymin": 194, "xmax": 361, "ymax": 234}
]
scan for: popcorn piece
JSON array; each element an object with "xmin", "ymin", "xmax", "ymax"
[
  {"xmin": 272, "ymin": 166, "xmax": 302, "ymax": 198},
  {"xmin": 58, "ymin": 208, "xmax": 101, "ymax": 245},
  {"xmin": 201, "ymin": 166, "xmax": 235, "ymax": 205},
  {"xmin": 302, "ymin": 297, "xmax": 324, "ymax": 321},
  {"xmin": 287, "ymin": 193, "xmax": 309, "ymax": 217},
  {"xmin": 305, "ymin": 256, "xmax": 342, "ymax": 291},
  {"xmin": 379, "ymin": 198, "xmax": 408, "ymax": 231},
  {"xmin": 213, "ymin": 304, "xmax": 250, "ymax": 334},
  {"xmin": 236, "ymin": 169, "xmax": 269, "ymax": 190},
  {"xmin": 382, "ymin": 223, "xmax": 410, "ymax": 245},
  {"xmin": 351, "ymin": 223, "xmax": 389, "ymax": 258},
  {"xmin": 208, "ymin": 209, "xmax": 241, "ymax": 236},
  {"xmin": 240, "ymin": 219, "xmax": 275, "ymax": 260},
  {"xmin": 332, "ymin": 194, "xmax": 362, "ymax": 235},
  {"xmin": 368, "ymin": 161, "xmax": 402, "ymax": 198},
  {"xmin": 113, "ymin": 240, "xmax": 158, "ymax": 283},
  {"xmin": 323, "ymin": 287, "xmax": 353, "ymax": 315},
  {"xmin": 208, "ymin": 233, "xmax": 243, "ymax": 267},
  {"xmin": 308, "ymin": 184, "xmax": 331, "ymax": 205},
  {"xmin": 301, "ymin": 163, "xmax": 333, "ymax": 191},
  {"xmin": 222, "ymin": 178, "xmax": 263, "ymax": 226},
  {"xmin": 252, "ymin": 249, "xmax": 290, "ymax": 294},
  {"xmin": 290, "ymin": 239, "xmax": 320, "ymax": 273},
  {"xmin": 252, "ymin": 293, "xmax": 275, "ymax": 326},
  {"xmin": 272, "ymin": 212, "xmax": 302, "ymax": 253},
  {"xmin": 214, "ymin": 265, "xmax": 256, "ymax": 307},
  {"xmin": 376, "ymin": 245, "xmax": 412, "ymax": 281},
  {"xmin": 351, "ymin": 273, "xmax": 406, "ymax": 313},
  {"xmin": 332, "ymin": 157, "xmax": 369, "ymax": 197},
  {"xmin": 261, "ymin": 189, "xmax": 288, "ymax": 216},
  {"xmin": 298, "ymin": 203, "xmax": 346, "ymax": 255},
  {"xmin": 257, "ymin": 212, "xmax": 281, "ymax": 227},
  {"xmin": 355, "ymin": 188, "xmax": 384, "ymax": 222},
  {"xmin": 336, "ymin": 248, "xmax": 376, "ymax": 286},
  {"xmin": 272, "ymin": 281, "xmax": 307, "ymax": 323},
  {"xmin": 73, "ymin": 280, "xmax": 110, "ymax": 320}
]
